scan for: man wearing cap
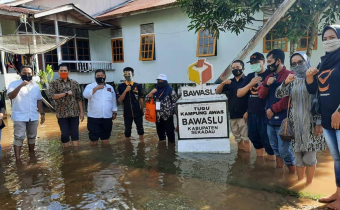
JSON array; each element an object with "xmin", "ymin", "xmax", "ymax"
[
  {"xmin": 146, "ymin": 74, "xmax": 178, "ymax": 142},
  {"xmin": 216, "ymin": 60, "xmax": 250, "ymax": 152},
  {"xmin": 117, "ymin": 67, "xmax": 145, "ymax": 141},
  {"xmin": 83, "ymin": 69, "xmax": 118, "ymax": 145},
  {"xmin": 237, "ymin": 52, "xmax": 275, "ymax": 160}
]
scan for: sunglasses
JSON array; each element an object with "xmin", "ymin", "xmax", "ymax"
[{"xmin": 291, "ymin": 60, "xmax": 305, "ymax": 67}]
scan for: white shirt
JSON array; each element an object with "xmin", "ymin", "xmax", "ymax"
[
  {"xmin": 83, "ymin": 82, "xmax": 118, "ymax": 118},
  {"xmin": 7, "ymin": 79, "xmax": 43, "ymax": 122}
]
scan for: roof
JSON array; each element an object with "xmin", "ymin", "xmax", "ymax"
[
  {"xmin": 0, "ymin": 3, "xmax": 38, "ymax": 14},
  {"xmin": 97, "ymin": 0, "xmax": 177, "ymax": 20}
]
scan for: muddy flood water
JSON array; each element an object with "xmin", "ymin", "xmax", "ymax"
[{"xmin": 0, "ymin": 113, "xmax": 335, "ymax": 209}]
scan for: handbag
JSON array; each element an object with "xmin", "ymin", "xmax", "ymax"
[
  {"xmin": 311, "ymin": 89, "xmax": 321, "ymax": 116},
  {"xmin": 279, "ymin": 97, "xmax": 294, "ymax": 142},
  {"xmin": 145, "ymin": 98, "xmax": 156, "ymax": 123}
]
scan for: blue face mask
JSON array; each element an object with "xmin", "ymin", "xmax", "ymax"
[{"xmin": 251, "ymin": 63, "xmax": 261, "ymax": 73}]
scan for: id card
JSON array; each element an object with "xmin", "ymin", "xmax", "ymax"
[{"xmin": 156, "ymin": 102, "xmax": 161, "ymax": 110}]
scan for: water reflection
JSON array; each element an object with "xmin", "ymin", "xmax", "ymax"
[{"xmin": 0, "ymin": 114, "xmax": 332, "ymax": 209}]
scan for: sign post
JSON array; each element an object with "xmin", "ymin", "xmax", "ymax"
[{"xmin": 177, "ymin": 59, "xmax": 230, "ymax": 153}]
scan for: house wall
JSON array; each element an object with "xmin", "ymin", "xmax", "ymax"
[{"xmin": 89, "ymin": 7, "xmax": 328, "ymax": 84}]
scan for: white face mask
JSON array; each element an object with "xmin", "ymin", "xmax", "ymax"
[{"xmin": 323, "ymin": 39, "xmax": 340, "ymax": 53}]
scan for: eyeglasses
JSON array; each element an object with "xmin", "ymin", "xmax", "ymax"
[{"xmin": 291, "ymin": 60, "xmax": 305, "ymax": 67}]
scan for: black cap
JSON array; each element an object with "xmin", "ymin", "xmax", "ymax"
[{"xmin": 247, "ymin": 52, "xmax": 265, "ymax": 63}]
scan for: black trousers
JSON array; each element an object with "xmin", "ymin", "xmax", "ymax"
[
  {"xmin": 156, "ymin": 116, "xmax": 175, "ymax": 142},
  {"xmin": 87, "ymin": 117, "xmax": 113, "ymax": 141},
  {"xmin": 124, "ymin": 116, "xmax": 144, "ymax": 138},
  {"xmin": 57, "ymin": 117, "xmax": 79, "ymax": 143}
]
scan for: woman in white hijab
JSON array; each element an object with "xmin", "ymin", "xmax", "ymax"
[{"xmin": 276, "ymin": 52, "xmax": 326, "ymax": 185}]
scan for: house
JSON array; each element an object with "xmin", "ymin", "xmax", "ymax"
[{"xmin": 0, "ymin": 0, "xmax": 329, "ymax": 93}]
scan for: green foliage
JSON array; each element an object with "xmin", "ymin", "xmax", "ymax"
[
  {"xmin": 177, "ymin": 0, "xmax": 270, "ymax": 38},
  {"xmin": 177, "ymin": 0, "xmax": 340, "ymax": 43},
  {"xmin": 37, "ymin": 64, "xmax": 54, "ymax": 90}
]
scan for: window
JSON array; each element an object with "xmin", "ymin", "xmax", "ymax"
[
  {"xmin": 139, "ymin": 35, "xmax": 155, "ymax": 61},
  {"xmin": 111, "ymin": 38, "xmax": 124, "ymax": 63},
  {"xmin": 77, "ymin": 39, "xmax": 90, "ymax": 61},
  {"xmin": 44, "ymin": 49, "xmax": 58, "ymax": 72},
  {"xmin": 61, "ymin": 39, "xmax": 76, "ymax": 71},
  {"xmin": 197, "ymin": 29, "xmax": 217, "ymax": 57},
  {"xmin": 263, "ymin": 20, "xmax": 288, "ymax": 53},
  {"xmin": 296, "ymin": 31, "xmax": 317, "ymax": 51},
  {"xmin": 140, "ymin": 23, "xmax": 155, "ymax": 61}
]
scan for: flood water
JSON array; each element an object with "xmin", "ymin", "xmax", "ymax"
[{"xmin": 0, "ymin": 113, "xmax": 334, "ymax": 209}]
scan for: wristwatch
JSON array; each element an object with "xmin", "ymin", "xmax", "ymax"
[
  {"xmin": 65, "ymin": 92, "xmax": 69, "ymax": 97},
  {"xmin": 40, "ymin": 113, "xmax": 45, "ymax": 116}
]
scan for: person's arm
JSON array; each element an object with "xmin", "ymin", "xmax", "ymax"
[
  {"xmin": 112, "ymin": 87, "xmax": 118, "ymax": 120},
  {"xmin": 216, "ymin": 80, "xmax": 230, "ymax": 94},
  {"xmin": 138, "ymin": 84, "xmax": 144, "ymax": 110},
  {"xmin": 49, "ymin": 81, "xmax": 69, "ymax": 100},
  {"xmin": 37, "ymin": 100, "xmax": 45, "ymax": 124},
  {"xmin": 118, "ymin": 85, "xmax": 131, "ymax": 103},
  {"xmin": 275, "ymin": 82, "xmax": 292, "ymax": 99},
  {"xmin": 8, "ymin": 81, "xmax": 29, "ymax": 100},
  {"xmin": 271, "ymin": 96, "xmax": 289, "ymax": 114},
  {"xmin": 237, "ymin": 76, "xmax": 261, "ymax": 97},
  {"xmin": 258, "ymin": 76, "xmax": 270, "ymax": 99},
  {"xmin": 0, "ymin": 99, "xmax": 4, "ymax": 127},
  {"xmin": 74, "ymin": 83, "xmax": 84, "ymax": 122}
]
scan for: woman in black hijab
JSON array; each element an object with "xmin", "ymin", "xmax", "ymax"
[{"xmin": 306, "ymin": 25, "xmax": 340, "ymax": 209}]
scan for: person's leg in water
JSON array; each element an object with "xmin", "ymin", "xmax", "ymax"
[
  {"xmin": 13, "ymin": 121, "xmax": 26, "ymax": 160},
  {"xmin": 88, "ymin": 117, "xmax": 100, "ymax": 146},
  {"xmin": 302, "ymin": 151, "xmax": 317, "ymax": 185},
  {"xmin": 124, "ymin": 117, "xmax": 133, "ymax": 141},
  {"xmin": 27, "ymin": 120, "xmax": 39, "ymax": 153},
  {"xmin": 259, "ymin": 115, "xmax": 275, "ymax": 160},
  {"xmin": 58, "ymin": 118, "xmax": 71, "ymax": 148},
  {"xmin": 277, "ymin": 129, "xmax": 296, "ymax": 174},
  {"xmin": 164, "ymin": 116, "xmax": 175, "ymax": 143},
  {"xmin": 319, "ymin": 129, "xmax": 340, "ymax": 206},
  {"xmin": 248, "ymin": 114, "xmax": 264, "ymax": 156},
  {"xmin": 267, "ymin": 124, "xmax": 283, "ymax": 168},
  {"xmin": 69, "ymin": 117, "xmax": 79, "ymax": 147},
  {"xmin": 156, "ymin": 118, "xmax": 166, "ymax": 141},
  {"xmin": 295, "ymin": 152, "xmax": 306, "ymax": 180},
  {"xmin": 134, "ymin": 116, "xmax": 144, "ymax": 141},
  {"xmin": 100, "ymin": 118, "xmax": 113, "ymax": 144},
  {"xmin": 230, "ymin": 119, "xmax": 244, "ymax": 151}
]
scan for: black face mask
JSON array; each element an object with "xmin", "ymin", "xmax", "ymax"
[
  {"xmin": 157, "ymin": 82, "xmax": 166, "ymax": 88},
  {"xmin": 21, "ymin": 75, "xmax": 32, "ymax": 82},
  {"xmin": 232, "ymin": 69, "xmax": 243, "ymax": 77},
  {"xmin": 96, "ymin": 77, "xmax": 106, "ymax": 84},
  {"xmin": 268, "ymin": 60, "xmax": 279, "ymax": 72}
]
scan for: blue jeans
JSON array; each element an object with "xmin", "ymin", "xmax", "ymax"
[
  {"xmin": 323, "ymin": 128, "xmax": 340, "ymax": 187},
  {"xmin": 267, "ymin": 124, "xmax": 295, "ymax": 166}
]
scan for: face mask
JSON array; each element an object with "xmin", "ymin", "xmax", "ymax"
[
  {"xmin": 232, "ymin": 69, "xmax": 243, "ymax": 77},
  {"xmin": 267, "ymin": 60, "xmax": 279, "ymax": 72},
  {"xmin": 96, "ymin": 77, "xmax": 106, "ymax": 84},
  {"xmin": 125, "ymin": 76, "xmax": 133, "ymax": 82},
  {"xmin": 157, "ymin": 82, "xmax": 166, "ymax": 88},
  {"xmin": 59, "ymin": 72, "xmax": 69, "ymax": 79},
  {"xmin": 21, "ymin": 75, "xmax": 32, "ymax": 82},
  {"xmin": 292, "ymin": 63, "xmax": 308, "ymax": 79},
  {"xmin": 251, "ymin": 63, "xmax": 261, "ymax": 73},
  {"xmin": 323, "ymin": 39, "xmax": 340, "ymax": 53}
]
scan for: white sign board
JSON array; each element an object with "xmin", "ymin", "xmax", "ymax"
[
  {"xmin": 177, "ymin": 101, "xmax": 228, "ymax": 139},
  {"xmin": 180, "ymin": 84, "xmax": 225, "ymax": 100}
]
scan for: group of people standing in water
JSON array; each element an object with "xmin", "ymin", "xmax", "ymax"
[{"xmin": 216, "ymin": 25, "xmax": 340, "ymax": 210}]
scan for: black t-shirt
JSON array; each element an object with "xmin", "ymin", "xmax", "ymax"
[
  {"xmin": 117, "ymin": 82, "xmax": 144, "ymax": 118},
  {"xmin": 240, "ymin": 70, "xmax": 271, "ymax": 116},
  {"xmin": 222, "ymin": 76, "xmax": 249, "ymax": 119}
]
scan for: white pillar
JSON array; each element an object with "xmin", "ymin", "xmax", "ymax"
[
  {"xmin": 31, "ymin": 20, "xmax": 39, "ymax": 74},
  {"xmin": 39, "ymin": 23, "xmax": 46, "ymax": 71},
  {"xmin": 54, "ymin": 20, "xmax": 62, "ymax": 65}
]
